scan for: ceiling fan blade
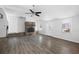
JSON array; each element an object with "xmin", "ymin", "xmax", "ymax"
[
  {"xmin": 36, "ymin": 12, "xmax": 41, "ymax": 14},
  {"xmin": 35, "ymin": 13, "xmax": 40, "ymax": 17},
  {"xmin": 36, "ymin": 15, "xmax": 40, "ymax": 16},
  {"xmin": 29, "ymin": 9, "xmax": 34, "ymax": 13},
  {"xmin": 35, "ymin": 12, "xmax": 42, "ymax": 15}
]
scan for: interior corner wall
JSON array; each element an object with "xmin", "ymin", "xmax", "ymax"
[
  {"xmin": 39, "ymin": 15, "xmax": 79, "ymax": 43},
  {"xmin": 6, "ymin": 13, "xmax": 25, "ymax": 34}
]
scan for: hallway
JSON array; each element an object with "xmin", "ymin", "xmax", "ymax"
[{"xmin": 0, "ymin": 34, "xmax": 79, "ymax": 54}]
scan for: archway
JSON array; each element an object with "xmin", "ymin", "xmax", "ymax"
[{"xmin": 0, "ymin": 8, "xmax": 8, "ymax": 38}]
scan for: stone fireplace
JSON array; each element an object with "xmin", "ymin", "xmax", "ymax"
[{"xmin": 25, "ymin": 22, "xmax": 35, "ymax": 35}]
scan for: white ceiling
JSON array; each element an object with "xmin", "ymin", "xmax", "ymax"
[
  {"xmin": 0, "ymin": 5, "xmax": 40, "ymax": 13},
  {"xmin": 39, "ymin": 5, "xmax": 79, "ymax": 21},
  {"xmin": 0, "ymin": 5, "xmax": 79, "ymax": 21},
  {"xmin": 0, "ymin": 5, "xmax": 33, "ymax": 15}
]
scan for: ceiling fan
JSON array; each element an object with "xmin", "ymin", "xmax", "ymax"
[{"xmin": 25, "ymin": 5, "xmax": 42, "ymax": 17}]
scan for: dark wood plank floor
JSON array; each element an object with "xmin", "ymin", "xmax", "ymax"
[{"xmin": 0, "ymin": 34, "xmax": 79, "ymax": 54}]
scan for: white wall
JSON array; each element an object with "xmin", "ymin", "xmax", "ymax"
[
  {"xmin": 0, "ymin": 8, "xmax": 8, "ymax": 37},
  {"xmin": 40, "ymin": 15, "xmax": 79, "ymax": 43},
  {"xmin": 6, "ymin": 13, "xmax": 25, "ymax": 34},
  {"xmin": 39, "ymin": 5, "xmax": 79, "ymax": 43}
]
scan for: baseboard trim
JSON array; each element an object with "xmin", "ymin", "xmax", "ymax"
[
  {"xmin": 8, "ymin": 32, "xmax": 25, "ymax": 37},
  {"xmin": 0, "ymin": 37, "xmax": 6, "ymax": 39},
  {"xmin": 40, "ymin": 33, "xmax": 79, "ymax": 44}
]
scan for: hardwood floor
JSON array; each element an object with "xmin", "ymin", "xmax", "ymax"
[{"xmin": 0, "ymin": 34, "xmax": 79, "ymax": 54}]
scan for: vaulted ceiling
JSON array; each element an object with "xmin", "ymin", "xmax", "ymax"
[
  {"xmin": 0, "ymin": 5, "xmax": 79, "ymax": 21},
  {"xmin": 39, "ymin": 5, "xmax": 79, "ymax": 21},
  {"xmin": 0, "ymin": 5, "xmax": 33, "ymax": 15}
]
